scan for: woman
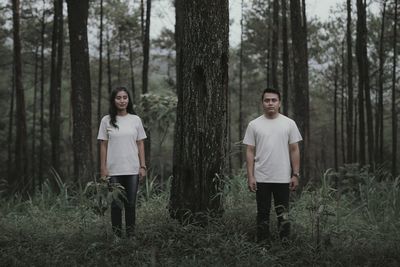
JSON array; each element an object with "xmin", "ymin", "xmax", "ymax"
[{"xmin": 97, "ymin": 86, "xmax": 147, "ymax": 237}]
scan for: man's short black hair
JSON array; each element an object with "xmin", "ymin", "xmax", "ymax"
[{"xmin": 261, "ymin": 88, "xmax": 281, "ymax": 101}]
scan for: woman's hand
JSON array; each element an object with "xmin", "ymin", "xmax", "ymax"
[{"xmin": 139, "ymin": 167, "xmax": 146, "ymax": 182}]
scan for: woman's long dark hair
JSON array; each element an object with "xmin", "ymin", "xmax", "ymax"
[{"xmin": 109, "ymin": 86, "xmax": 136, "ymax": 128}]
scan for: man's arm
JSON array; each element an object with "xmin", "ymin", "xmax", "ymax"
[
  {"xmin": 289, "ymin": 142, "xmax": 300, "ymax": 191},
  {"xmin": 246, "ymin": 145, "xmax": 257, "ymax": 192}
]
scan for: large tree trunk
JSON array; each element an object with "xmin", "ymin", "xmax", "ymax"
[
  {"xmin": 49, "ymin": 0, "xmax": 64, "ymax": 177},
  {"xmin": 66, "ymin": 0, "xmax": 93, "ymax": 184},
  {"xmin": 346, "ymin": 0, "xmax": 354, "ymax": 163},
  {"xmin": 392, "ymin": 0, "xmax": 398, "ymax": 176},
  {"xmin": 12, "ymin": 0, "xmax": 29, "ymax": 194},
  {"xmin": 290, "ymin": 0, "xmax": 309, "ymax": 180},
  {"xmin": 170, "ymin": 0, "xmax": 229, "ymax": 223},
  {"xmin": 281, "ymin": 0, "xmax": 289, "ymax": 115}
]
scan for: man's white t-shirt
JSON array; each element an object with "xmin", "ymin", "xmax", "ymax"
[
  {"xmin": 243, "ymin": 114, "xmax": 302, "ymax": 183},
  {"xmin": 97, "ymin": 114, "xmax": 147, "ymax": 176}
]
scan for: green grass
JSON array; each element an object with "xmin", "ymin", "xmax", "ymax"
[{"xmin": 1, "ymin": 168, "xmax": 400, "ymax": 266}]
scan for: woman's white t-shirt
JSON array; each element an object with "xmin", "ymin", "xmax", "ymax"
[
  {"xmin": 243, "ymin": 114, "xmax": 302, "ymax": 183},
  {"xmin": 97, "ymin": 114, "xmax": 147, "ymax": 176}
]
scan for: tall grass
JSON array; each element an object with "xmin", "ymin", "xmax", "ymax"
[{"xmin": 1, "ymin": 167, "xmax": 400, "ymax": 266}]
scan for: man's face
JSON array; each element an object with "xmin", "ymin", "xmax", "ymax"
[{"xmin": 262, "ymin": 92, "xmax": 281, "ymax": 117}]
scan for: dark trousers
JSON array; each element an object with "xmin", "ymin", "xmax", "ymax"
[
  {"xmin": 256, "ymin": 182, "xmax": 290, "ymax": 241},
  {"xmin": 110, "ymin": 175, "xmax": 139, "ymax": 237}
]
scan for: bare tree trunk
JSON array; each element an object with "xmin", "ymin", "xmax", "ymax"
[
  {"xmin": 170, "ymin": 0, "xmax": 229, "ymax": 223},
  {"xmin": 49, "ymin": 0, "xmax": 64, "ymax": 177},
  {"xmin": 66, "ymin": 0, "xmax": 93, "ymax": 184},
  {"xmin": 341, "ymin": 39, "xmax": 346, "ymax": 164},
  {"xmin": 238, "ymin": 0, "xmax": 244, "ymax": 166},
  {"xmin": 31, "ymin": 46, "xmax": 39, "ymax": 189},
  {"xmin": 356, "ymin": 0, "xmax": 366, "ymax": 166},
  {"xmin": 346, "ymin": 0, "xmax": 354, "ymax": 163},
  {"xmin": 334, "ymin": 64, "xmax": 338, "ymax": 171},
  {"xmin": 97, "ymin": 0, "xmax": 104, "ymax": 174},
  {"xmin": 8, "ymin": 63, "xmax": 15, "ymax": 181},
  {"xmin": 117, "ymin": 26, "xmax": 122, "ymax": 84},
  {"xmin": 106, "ymin": 30, "xmax": 112, "ymax": 94},
  {"xmin": 39, "ymin": 1, "xmax": 46, "ymax": 187},
  {"xmin": 377, "ymin": 0, "xmax": 386, "ymax": 163},
  {"xmin": 290, "ymin": 0, "xmax": 310, "ymax": 180},
  {"xmin": 12, "ymin": 0, "xmax": 29, "ymax": 194},
  {"xmin": 281, "ymin": 0, "xmax": 289, "ymax": 115},
  {"xmin": 392, "ymin": 0, "xmax": 398, "ymax": 176},
  {"xmin": 142, "ymin": 0, "xmax": 152, "ymax": 167},
  {"xmin": 128, "ymin": 37, "xmax": 136, "ymax": 104},
  {"xmin": 271, "ymin": 0, "xmax": 279, "ymax": 90}
]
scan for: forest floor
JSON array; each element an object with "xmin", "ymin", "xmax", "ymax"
[{"xmin": 1, "ymin": 168, "xmax": 400, "ymax": 266}]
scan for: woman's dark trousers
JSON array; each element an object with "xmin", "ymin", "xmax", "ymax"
[{"xmin": 110, "ymin": 175, "xmax": 139, "ymax": 237}]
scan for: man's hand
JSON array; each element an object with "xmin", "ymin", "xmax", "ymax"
[
  {"xmin": 248, "ymin": 176, "xmax": 257, "ymax": 192},
  {"xmin": 289, "ymin": 176, "xmax": 299, "ymax": 191}
]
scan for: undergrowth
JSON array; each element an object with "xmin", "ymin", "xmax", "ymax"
[{"xmin": 1, "ymin": 166, "xmax": 400, "ymax": 266}]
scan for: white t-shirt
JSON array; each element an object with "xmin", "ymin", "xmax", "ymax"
[
  {"xmin": 243, "ymin": 114, "xmax": 302, "ymax": 183},
  {"xmin": 97, "ymin": 114, "xmax": 147, "ymax": 176}
]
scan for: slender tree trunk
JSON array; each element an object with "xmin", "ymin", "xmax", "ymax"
[
  {"xmin": 97, "ymin": 0, "xmax": 104, "ymax": 174},
  {"xmin": 128, "ymin": 37, "xmax": 136, "ymax": 104},
  {"xmin": 334, "ymin": 64, "xmax": 338, "ymax": 171},
  {"xmin": 142, "ymin": 0, "xmax": 151, "ymax": 94},
  {"xmin": 238, "ymin": 0, "xmax": 244, "ymax": 166},
  {"xmin": 66, "ymin": 0, "xmax": 93, "ymax": 184},
  {"xmin": 341, "ymin": 39, "xmax": 346, "ymax": 164},
  {"xmin": 49, "ymin": 0, "xmax": 64, "ymax": 177},
  {"xmin": 107, "ymin": 30, "xmax": 112, "ymax": 94},
  {"xmin": 377, "ymin": 0, "xmax": 386, "ymax": 163},
  {"xmin": 31, "ymin": 46, "xmax": 39, "ymax": 189},
  {"xmin": 281, "ymin": 0, "xmax": 289, "ymax": 115},
  {"xmin": 290, "ymin": 0, "xmax": 310, "ymax": 180},
  {"xmin": 360, "ymin": 0, "xmax": 374, "ymax": 167},
  {"xmin": 170, "ymin": 0, "xmax": 229, "ymax": 223},
  {"xmin": 39, "ymin": 2, "xmax": 46, "ymax": 187},
  {"xmin": 12, "ymin": 0, "xmax": 29, "ymax": 194},
  {"xmin": 392, "ymin": 0, "xmax": 398, "ymax": 176},
  {"xmin": 356, "ymin": 0, "xmax": 366, "ymax": 166},
  {"xmin": 117, "ymin": 26, "xmax": 122, "ymax": 84},
  {"xmin": 346, "ymin": 0, "xmax": 354, "ymax": 163},
  {"xmin": 271, "ymin": 0, "xmax": 279, "ymax": 90},
  {"xmin": 142, "ymin": 0, "xmax": 152, "ymax": 167},
  {"xmin": 8, "ymin": 63, "xmax": 15, "ymax": 181}
]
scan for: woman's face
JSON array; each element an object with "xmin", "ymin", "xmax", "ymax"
[{"xmin": 114, "ymin": 90, "xmax": 129, "ymax": 111}]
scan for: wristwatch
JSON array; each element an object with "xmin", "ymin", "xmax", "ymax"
[{"xmin": 292, "ymin": 172, "xmax": 300, "ymax": 178}]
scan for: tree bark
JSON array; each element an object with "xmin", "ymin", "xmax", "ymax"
[
  {"xmin": 66, "ymin": 0, "xmax": 93, "ymax": 184},
  {"xmin": 376, "ymin": 0, "xmax": 386, "ymax": 163},
  {"xmin": 271, "ymin": 0, "xmax": 279, "ymax": 90},
  {"xmin": 97, "ymin": 0, "xmax": 104, "ymax": 174},
  {"xmin": 238, "ymin": 0, "xmax": 244, "ymax": 166},
  {"xmin": 392, "ymin": 0, "xmax": 398, "ymax": 176},
  {"xmin": 290, "ymin": 0, "xmax": 309, "ymax": 180},
  {"xmin": 12, "ymin": 0, "xmax": 29, "ymax": 194},
  {"xmin": 346, "ymin": 0, "xmax": 354, "ymax": 163},
  {"xmin": 356, "ymin": 0, "xmax": 366, "ymax": 165},
  {"xmin": 39, "ymin": 1, "xmax": 46, "ymax": 187},
  {"xmin": 170, "ymin": 0, "xmax": 229, "ymax": 223},
  {"xmin": 334, "ymin": 64, "xmax": 338, "ymax": 171},
  {"xmin": 281, "ymin": 0, "xmax": 289, "ymax": 115},
  {"xmin": 49, "ymin": 0, "xmax": 64, "ymax": 177}
]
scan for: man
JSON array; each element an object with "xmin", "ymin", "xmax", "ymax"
[{"xmin": 243, "ymin": 88, "xmax": 302, "ymax": 243}]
